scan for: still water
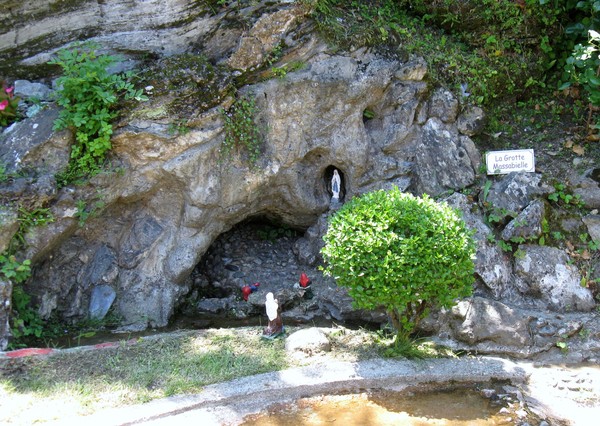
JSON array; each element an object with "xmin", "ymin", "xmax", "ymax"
[{"xmin": 243, "ymin": 388, "xmax": 530, "ymax": 426}]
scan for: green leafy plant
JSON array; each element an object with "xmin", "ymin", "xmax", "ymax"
[
  {"xmin": 547, "ymin": 183, "xmax": 585, "ymax": 207},
  {"xmin": 0, "ymin": 255, "xmax": 30, "ymax": 283},
  {"xmin": 167, "ymin": 119, "xmax": 191, "ymax": 136},
  {"xmin": 49, "ymin": 42, "xmax": 147, "ymax": 181},
  {"xmin": 321, "ymin": 187, "xmax": 476, "ymax": 343},
  {"xmin": 8, "ymin": 207, "xmax": 54, "ymax": 252},
  {"xmin": 74, "ymin": 198, "xmax": 105, "ymax": 227},
  {"xmin": 9, "ymin": 285, "xmax": 45, "ymax": 344},
  {"xmin": 0, "ymin": 82, "xmax": 19, "ymax": 127},
  {"xmin": 220, "ymin": 95, "xmax": 262, "ymax": 166},
  {"xmin": 0, "ymin": 255, "xmax": 42, "ymax": 348},
  {"xmin": 559, "ymin": 1, "xmax": 600, "ymax": 130}
]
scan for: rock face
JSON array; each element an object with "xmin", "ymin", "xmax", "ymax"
[
  {"xmin": 0, "ymin": 1, "xmax": 598, "ymax": 358},
  {"xmin": 2, "ymin": 19, "xmax": 484, "ymax": 333}
]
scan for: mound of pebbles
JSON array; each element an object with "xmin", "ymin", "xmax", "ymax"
[{"xmin": 184, "ymin": 220, "xmax": 385, "ymax": 326}]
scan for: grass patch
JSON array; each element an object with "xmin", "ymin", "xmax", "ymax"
[
  {"xmin": 0, "ymin": 326, "xmax": 454, "ymax": 423},
  {"xmin": 0, "ymin": 328, "xmax": 288, "ymax": 422}
]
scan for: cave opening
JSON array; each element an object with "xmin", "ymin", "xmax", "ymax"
[{"xmin": 174, "ymin": 214, "xmax": 313, "ymax": 324}]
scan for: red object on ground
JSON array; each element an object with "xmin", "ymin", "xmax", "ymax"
[
  {"xmin": 299, "ymin": 272, "xmax": 311, "ymax": 288},
  {"xmin": 6, "ymin": 348, "xmax": 54, "ymax": 358},
  {"xmin": 242, "ymin": 285, "xmax": 252, "ymax": 301}
]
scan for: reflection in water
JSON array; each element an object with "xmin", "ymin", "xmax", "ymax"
[{"xmin": 243, "ymin": 388, "xmax": 526, "ymax": 426}]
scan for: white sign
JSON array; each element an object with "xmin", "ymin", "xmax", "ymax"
[{"xmin": 486, "ymin": 149, "xmax": 535, "ymax": 175}]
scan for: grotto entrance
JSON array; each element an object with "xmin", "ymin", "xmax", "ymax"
[{"xmin": 175, "ymin": 215, "xmax": 380, "ymax": 330}]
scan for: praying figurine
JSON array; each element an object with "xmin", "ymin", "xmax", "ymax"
[
  {"xmin": 262, "ymin": 292, "xmax": 284, "ymax": 339},
  {"xmin": 331, "ymin": 169, "xmax": 341, "ymax": 201}
]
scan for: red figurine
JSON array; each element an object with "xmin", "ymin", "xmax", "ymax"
[
  {"xmin": 299, "ymin": 272, "xmax": 311, "ymax": 288},
  {"xmin": 241, "ymin": 283, "xmax": 260, "ymax": 301}
]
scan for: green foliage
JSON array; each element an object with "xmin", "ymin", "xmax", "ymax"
[
  {"xmin": 0, "ymin": 82, "xmax": 19, "ymax": 127},
  {"xmin": 561, "ymin": 28, "xmax": 600, "ymax": 128},
  {"xmin": 74, "ymin": 197, "xmax": 105, "ymax": 227},
  {"xmin": 547, "ymin": 182, "xmax": 585, "ymax": 207},
  {"xmin": 304, "ymin": 0, "xmax": 562, "ymax": 105},
  {"xmin": 2, "ymin": 206, "xmax": 54, "ymax": 348},
  {"xmin": 9, "ymin": 285, "xmax": 45, "ymax": 345},
  {"xmin": 167, "ymin": 119, "xmax": 191, "ymax": 136},
  {"xmin": 0, "ymin": 255, "xmax": 40, "ymax": 348},
  {"xmin": 49, "ymin": 42, "xmax": 147, "ymax": 182},
  {"xmin": 321, "ymin": 187, "xmax": 476, "ymax": 339},
  {"xmin": 220, "ymin": 96, "xmax": 262, "ymax": 166},
  {"xmin": 0, "ymin": 255, "xmax": 30, "ymax": 283},
  {"xmin": 8, "ymin": 207, "xmax": 54, "ymax": 252}
]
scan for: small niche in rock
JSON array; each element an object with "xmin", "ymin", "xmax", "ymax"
[
  {"xmin": 324, "ymin": 165, "xmax": 345, "ymax": 202},
  {"xmin": 362, "ymin": 107, "xmax": 375, "ymax": 124}
]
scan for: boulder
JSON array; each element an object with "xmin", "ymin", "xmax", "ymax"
[
  {"xmin": 412, "ymin": 118, "xmax": 478, "ymax": 196},
  {"xmin": 583, "ymin": 214, "xmax": 600, "ymax": 243},
  {"xmin": 501, "ymin": 199, "xmax": 545, "ymax": 242},
  {"xmin": 484, "ymin": 173, "xmax": 552, "ymax": 218},
  {"xmin": 457, "ymin": 105, "xmax": 485, "ymax": 136},
  {"xmin": 445, "ymin": 193, "xmax": 515, "ymax": 299},
  {"xmin": 514, "ymin": 245, "xmax": 595, "ymax": 312},
  {"xmin": 447, "ymin": 297, "xmax": 533, "ymax": 348},
  {"xmin": 285, "ymin": 327, "xmax": 331, "ymax": 356},
  {"xmin": 569, "ymin": 168, "xmax": 600, "ymax": 209}
]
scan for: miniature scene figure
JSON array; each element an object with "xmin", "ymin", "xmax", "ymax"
[
  {"xmin": 262, "ymin": 292, "xmax": 284, "ymax": 339},
  {"xmin": 241, "ymin": 282, "xmax": 260, "ymax": 301},
  {"xmin": 298, "ymin": 272, "xmax": 314, "ymax": 300},
  {"xmin": 331, "ymin": 169, "xmax": 341, "ymax": 201}
]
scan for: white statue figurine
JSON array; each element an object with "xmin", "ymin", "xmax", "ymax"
[
  {"xmin": 262, "ymin": 292, "xmax": 284, "ymax": 339},
  {"xmin": 331, "ymin": 169, "xmax": 341, "ymax": 201}
]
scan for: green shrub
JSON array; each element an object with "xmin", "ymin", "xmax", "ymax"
[
  {"xmin": 561, "ymin": 29, "xmax": 600, "ymax": 128},
  {"xmin": 49, "ymin": 42, "xmax": 147, "ymax": 181},
  {"xmin": 321, "ymin": 187, "xmax": 476, "ymax": 341}
]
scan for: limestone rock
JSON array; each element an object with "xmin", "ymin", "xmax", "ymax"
[
  {"xmin": 583, "ymin": 214, "xmax": 600, "ymax": 243},
  {"xmin": 445, "ymin": 194, "xmax": 512, "ymax": 297},
  {"xmin": 484, "ymin": 173, "xmax": 552, "ymax": 218},
  {"xmin": 285, "ymin": 327, "xmax": 331, "ymax": 356},
  {"xmin": 428, "ymin": 88, "xmax": 459, "ymax": 123},
  {"xmin": 569, "ymin": 168, "xmax": 600, "ymax": 209},
  {"xmin": 227, "ymin": 7, "xmax": 307, "ymax": 71},
  {"xmin": 501, "ymin": 199, "xmax": 545, "ymax": 242},
  {"xmin": 1, "ymin": 0, "xmax": 221, "ymax": 78},
  {"xmin": 0, "ymin": 206, "xmax": 19, "ymax": 254},
  {"xmin": 14, "ymin": 80, "xmax": 53, "ymax": 101},
  {"xmin": 447, "ymin": 297, "xmax": 533, "ymax": 348},
  {"xmin": 0, "ymin": 105, "xmax": 71, "ymax": 175},
  {"xmin": 412, "ymin": 118, "xmax": 477, "ymax": 196},
  {"xmin": 292, "ymin": 214, "xmax": 329, "ymax": 266},
  {"xmin": 514, "ymin": 245, "xmax": 595, "ymax": 312},
  {"xmin": 457, "ymin": 105, "xmax": 485, "ymax": 136},
  {"xmin": 89, "ymin": 285, "xmax": 116, "ymax": 321},
  {"xmin": 2, "ymin": 26, "xmax": 483, "ymax": 329}
]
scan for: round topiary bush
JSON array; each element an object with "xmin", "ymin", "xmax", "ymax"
[{"xmin": 321, "ymin": 187, "xmax": 476, "ymax": 342}]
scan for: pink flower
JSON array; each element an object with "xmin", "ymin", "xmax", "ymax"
[
  {"xmin": 5, "ymin": 86, "xmax": 13, "ymax": 94},
  {"xmin": 0, "ymin": 100, "xmax": 8, "ymax": 111}
]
